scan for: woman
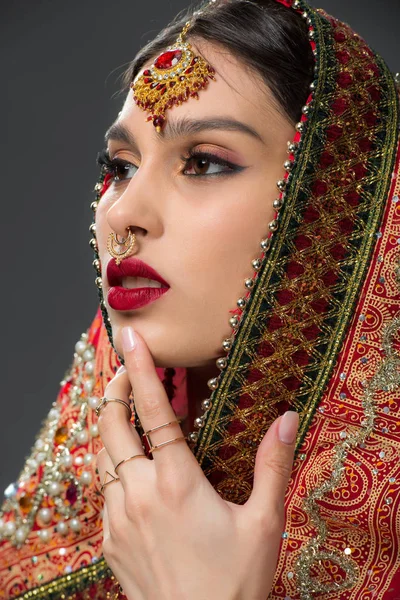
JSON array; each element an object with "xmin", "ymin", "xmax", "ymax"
[{"xmin": 1, "ymin": 0, "xmax": 399, "ymax": 598}]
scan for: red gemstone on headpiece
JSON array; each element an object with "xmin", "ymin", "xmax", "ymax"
[
  {"xmin": 154, "ymin": 49, "xmax": 183, "ymax": 70},
  {"xmin": 153, "ymin": 116, "xmax": 165, "ymax": 130}
]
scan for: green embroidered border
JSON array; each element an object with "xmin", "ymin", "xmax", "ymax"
[
  {"xmin": 195, "ymin": 7, "xmax": 333, "ymax": 466},
  {"xmin": 13, "ymin": 558, "xmax": 113, "ymax": 600},
  {"xmin": 294, "ymin": 56, "xmax": 400, "ymax": 447},
  {"xmin": 194, "ymin": 9, "xmax": 400, "ymax": 469}
]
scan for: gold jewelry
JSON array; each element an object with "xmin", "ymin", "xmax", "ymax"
[
  {"xmin": 95, "ymin": 397, "xmax": 132, "ymax": 420},
  {"xmin": 131, "ymin": 18, "xmax": 216, "ymax": 133},
  {"xmin": 142, "ymin": 420, "xmax": 186, "ymax": 454},
  {"xmin": 114, "ymin": 454, "xmax": 148, "ymax": 475},
  {"xmin": 107, "ymin": 228, "xmax": 137, "ymax": 265},
  {"xmin": 100, "ymin": 470, "xmax": 120, "ymax": 494}
]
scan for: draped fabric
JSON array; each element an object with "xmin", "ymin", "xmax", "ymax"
[{"xmin": 1, "ymin": 0, "xmax": 399, "ymax": 598}]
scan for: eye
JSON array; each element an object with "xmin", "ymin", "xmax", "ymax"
[
  {"xmin": 183, "ymin": 151, "xmax": 243, "ymax": 177},
  {"xmin": 96, "ymin": 149, "xmax": 137, "ymax": 183},
  {"xmin": 96, "ymin": 147, "xmax": 244, "ymax": 186},
  {"xmin": 108, "ymin": 158, "xmax": 137, "ymax": 182}
]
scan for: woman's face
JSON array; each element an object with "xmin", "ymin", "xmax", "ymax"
[{"xmin": 95, "ymin": 41, "xmax": 295, "ymax": 368}]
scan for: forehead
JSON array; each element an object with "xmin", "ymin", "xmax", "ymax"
[{"xmin": 117, "ymin": 40, "xmax": 287, "ymax": 137}]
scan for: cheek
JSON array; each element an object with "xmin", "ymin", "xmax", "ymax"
[
  {"xmin": 156, "ymin": 183, "xmax": 274, "ymax": 363},
  {"xmin": 174, "ymin": 178, "xmax": 275, "ymax": 299},
  {"xmin": 153, "ymin": 183, "xmax": 274, "ymax": 364}
]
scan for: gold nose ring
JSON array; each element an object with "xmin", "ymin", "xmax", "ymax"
[{"xmin": 107, "ymin": 228, "xmax": 137, "ymax": 265}]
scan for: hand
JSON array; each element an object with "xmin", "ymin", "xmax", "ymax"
[{"xmin": 96, "ymin": 326, "xmax": 299, "ymax": 600}]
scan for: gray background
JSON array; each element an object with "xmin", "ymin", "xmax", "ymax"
[{"xmin": 0, "ymin": 0, "xmax": 398, "ymax": 492}]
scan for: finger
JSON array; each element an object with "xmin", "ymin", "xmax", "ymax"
[
  {"xmin": 120, "ymin": 326, "xmax": 193, "ymax": 470},
  {"xmin": 244, "ymin": 410, "xmax": 298, "ymax": 522},
  {"xmin": 102, "ymin": 499, "xmax": 110, "ymax": 544},
  {"xmin": 96, "ymin": 447, "xmax": 125, "ymax": 523},
  {"xmin": 97, "ymin": 366, "xmax": 148, "ymax": 488}
]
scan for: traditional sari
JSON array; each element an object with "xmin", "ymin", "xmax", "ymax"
[{"xmin": 1, "ymin": 0, "xmax": 399, "ymax": 598}]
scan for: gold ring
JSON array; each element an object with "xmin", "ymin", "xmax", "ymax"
[
  {"xmin": 100, "ymin": 470, "xmax": 120, "ymax": 494},
  {"xmin": 149, "ymin": 436, "xmax": 187, "ymax": 453},
  {"xmin": 142, "ymin": 420, "xmax": 187, "ymax": 454},
  {"xmin": 95, "ymin": 397, "xmax": 132, "ymax": 420},
  {"xmin": 114, "ymin": 454, "xmax": 148, "ymax": 475}
]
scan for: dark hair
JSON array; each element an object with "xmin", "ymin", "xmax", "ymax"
[{"xmin": 122, "ymin": 0, "xmax": 315, "ymax": 124}]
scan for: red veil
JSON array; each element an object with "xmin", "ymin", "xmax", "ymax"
[{"xmin": 1, "ymin": 0, "xmax": 400, "ymax": 598}]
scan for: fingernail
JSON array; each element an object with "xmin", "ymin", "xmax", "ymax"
[
  {"xmin": 278, "ymin": 411, "xmax": 299, "ymax": 445},
  {"xmin": 122, "ymin": 326, "xmax": 136, "ymax": 352},
  {"xmin": 116, "ymin": 365, "xmax": 127, "ymax": 375}
]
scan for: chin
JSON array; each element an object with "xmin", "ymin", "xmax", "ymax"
[{"xmin": 110, "ymin": 318, "xmax": 220, "ymax": 369}]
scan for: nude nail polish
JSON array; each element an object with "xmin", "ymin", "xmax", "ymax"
[
  {"xmin": 278, "ymin": 411, "xmax": 299, "ymax": 445},
  {"xmin": 122, "ymin": 326, "xmax": 136, "ymax": 352}
]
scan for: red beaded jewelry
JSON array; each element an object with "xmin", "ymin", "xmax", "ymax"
[{"xmin": 131, "ymin": 14, "xmax": 216, "ymax": 133}]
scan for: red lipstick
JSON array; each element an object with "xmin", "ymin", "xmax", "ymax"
[{"xmin": 106, "ymin": 258, "xmax": 170, "ymax": 311}]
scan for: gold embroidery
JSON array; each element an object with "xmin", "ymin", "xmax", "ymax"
[
  {"xmin": 296, "ymin": 268, "xmax": 400, "ymax": 597},
  {"xmin": 11, "ymin": 559, "xmax": 117, "ymax": 600}
]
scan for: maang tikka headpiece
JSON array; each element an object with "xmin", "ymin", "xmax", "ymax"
[{"xmin": 131, "ymin": 0, "xmax": 218, "ymax": 133}]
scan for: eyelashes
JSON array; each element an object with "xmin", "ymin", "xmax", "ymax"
[
  {"xmin": 96, "ymin": 147, "xmax": 244, "ymax": 183},
  {"xmin": 96, "ymin": 149, "xmax": 135, "ymax": 182},
  {"xmin": 183, "ymin": 149, "xmax": 244, "ymax": 177}
]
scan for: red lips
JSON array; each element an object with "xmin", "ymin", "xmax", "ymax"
[
  {"xmin": 107, "ymin": 257, "xmax": 170, "ymax": 288},
  {"xmin": 106, "ymin": 258, "xmax": 170, "ymax": 311}
]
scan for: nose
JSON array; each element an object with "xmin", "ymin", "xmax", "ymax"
[{"xmin": 106, "ymin": 164, "xmax": 164, "ymax": 243}]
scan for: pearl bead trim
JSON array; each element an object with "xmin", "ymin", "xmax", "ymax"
[{"xmin": 0, "ymin": 334, "xmax": 98, "ymax": 547}]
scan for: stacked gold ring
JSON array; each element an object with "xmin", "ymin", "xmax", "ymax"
[
  {"xmin": 99, "ymin": 418, "xmax": 187, "ymax": 494},
  {"xmin": 115, "ymin": 454, "xmax": 148, "ymax": 474},
  {"xmin": 95, "ymin": 397, "xmax": 132, "ymax": 420},
  {"xmin": 100, "ymin": 470, "xmax": 120, "ymax": 494},
  {"xmin": 142, "ymin": 420, "xmax": 186, "ymax": 453}
]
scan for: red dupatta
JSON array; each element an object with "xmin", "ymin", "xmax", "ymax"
[{"xmin": 0, "ymin": 0, "xmax": 400, "ymax": 598}]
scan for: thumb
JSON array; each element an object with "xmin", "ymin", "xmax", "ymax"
[{"xmin": 244, "ymin": 410, "xmax": 299, "ymax": 520}]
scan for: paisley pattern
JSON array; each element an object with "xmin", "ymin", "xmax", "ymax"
[{"xmin": 274, "ymin": 159, "xmax": 400, "ymax": 599}]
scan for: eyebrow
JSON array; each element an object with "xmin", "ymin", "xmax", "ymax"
[{"xmin": 104, "ymin": 116, "xmax": 264, "ymax": 148}]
